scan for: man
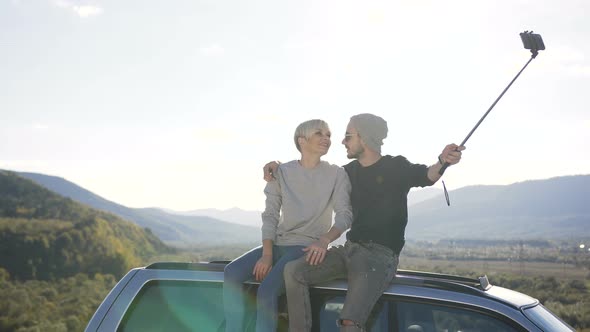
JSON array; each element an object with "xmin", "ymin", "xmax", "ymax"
[{"xmin": 263, "ymin": 113, "xmax": 464, "ymax": 331}]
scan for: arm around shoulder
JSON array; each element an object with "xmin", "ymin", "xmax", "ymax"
[
  {"xmin": 261, "ymin": 169, "xmax": 282, "ymax": 242},
  {"xmin": 332, "ymin": 167, "xmax": 353, "ymax": 232}
]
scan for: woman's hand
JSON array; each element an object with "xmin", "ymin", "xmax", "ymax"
[
  {"xmin": 303, "ymin": 237, "xmax": 330, "ymax": 266},
  {"xmin": 253, "ymin": 255, "xmax": 273, "ymax": 281}
]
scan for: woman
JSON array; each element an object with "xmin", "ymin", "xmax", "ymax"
[{"xmin": 223, "ymin": 119, "xmax": 352, "ymax": 332}]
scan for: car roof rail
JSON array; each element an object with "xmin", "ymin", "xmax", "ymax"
[
  {"xmin": 398, "ymin": 269, "xmax": 479, "ymax": 284},
  {"xmin": 396, "ymin": 269, "xmax": 491, "ymax": 291},
  {"xmin": 145, "ymin": 261, "xmax": 226, "ymax": 272}
]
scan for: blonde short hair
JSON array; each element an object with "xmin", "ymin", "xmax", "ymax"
[{"xmin": 294, "ymin": 119, "xmax": 330, "ymax": 152}]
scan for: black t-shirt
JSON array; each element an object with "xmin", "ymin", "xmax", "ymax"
[{"xmin": 343, "ymin": 155, "xmax": 434, "ymax": 254}]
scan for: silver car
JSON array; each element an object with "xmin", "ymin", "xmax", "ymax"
[{"xmin": 85, "ymin": 262, "xmax": 574, "ymax": 332}]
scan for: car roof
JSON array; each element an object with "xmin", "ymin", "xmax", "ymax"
[{"xmin": 144, "ymin": 261, "xmax": 538, "ymax": 310}]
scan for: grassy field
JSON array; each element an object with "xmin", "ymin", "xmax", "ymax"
[
  {"xmin": 399, "ymin": 256, "xmax": 589, "ymax": 281},
  {"xmin": 153, "ymin": 243, "xmax": 590, "ymax": 282}
]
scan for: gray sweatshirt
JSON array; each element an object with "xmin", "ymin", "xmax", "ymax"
[{"xmin": 261, "ymin": 160, "xmax": 353, "ymax": 246}]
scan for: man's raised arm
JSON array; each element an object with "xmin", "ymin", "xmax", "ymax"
[{"xmin": 427, "ymin": 144, "xmax": 466, "ymax": 183}]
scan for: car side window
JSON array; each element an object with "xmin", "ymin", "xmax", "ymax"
[
  {"xmin": 317, "ymin": 295, "xmax": 389, "ymax": 331},
  {"xmin": 313, "ymin": 293, "xmax": 524, "ymax": 332},
  {"xmin": 117, "ymin": 280, "xmax": 224, "ymax": 332},
  {"xmin": 396, "ymin": 301, "xmax": 520, "ymax": 332}
]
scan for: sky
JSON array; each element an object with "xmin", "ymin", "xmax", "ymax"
[{"xmin": 1, "ymin": 0, "xmax": 589, "ymax": 212}]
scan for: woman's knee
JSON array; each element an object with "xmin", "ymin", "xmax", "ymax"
[{"xmin": 224, "ymin": 261, "xmax": 246, "ymax": 281}]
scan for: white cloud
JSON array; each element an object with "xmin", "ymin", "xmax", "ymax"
[
  {"xmin": 53, "ymin": 0, "xmax": 70, "ymax": 8},
  {"xmin": 32, "ymin": 123, "xmax": 49, "ymax": 130},
  {"xmin": 73, "ymin": 5, "xmax": 103, "ymax": 17},
  {"xmin": 199, "ymin": 44, "xmax": 225, "ymax": 57},
  {"xmin": 51, "ymin": 0, "xmax": 103, "ymax": 18},
  {"xmin": 538, "ymin": 44, "xmax": 590, "ymax": 77},
  {"xmin": 192, "ymin": 127, "xmax": 236, "ymax": 143},
  {"xmin": 565, "ymin": 64, "xmax": 590, "ymax": 76},
  {"xmin": 552, "ymin": 45, "xmax": 585, "ymax": 63}
]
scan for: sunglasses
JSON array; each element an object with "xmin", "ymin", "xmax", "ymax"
[{"xmin": 344, "ymin": 133, "xmax": 359, "ymax": 142}]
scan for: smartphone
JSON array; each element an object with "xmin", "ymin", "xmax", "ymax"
[{"xmin": 520, "ymin": 31, "xmax": 545, "ymax": 51}]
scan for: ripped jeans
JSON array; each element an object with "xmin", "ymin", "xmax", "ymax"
[{"xmin": 284, "ymin": 240, "xmax": 399, "ymax": 332}]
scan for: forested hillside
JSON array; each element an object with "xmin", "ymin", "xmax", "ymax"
[
  {"xmin": 0, "ymin": 270, "xmax": 117, "ymax": 331},
  {"xmin": 18, "ymin": 171, "xmax": 260, "ymax": 246},
  {"xmin": 0, "ymin": 170, "xmax": 173, "ymax": 280}
]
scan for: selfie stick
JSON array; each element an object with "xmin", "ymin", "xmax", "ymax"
[{"xmin": 439, "ymin": 31, "xmax": 545, "ymax": 176}]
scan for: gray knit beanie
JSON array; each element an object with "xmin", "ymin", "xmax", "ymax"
[{"xmin": 349, "ymin": 113, "xmax": 388, "ymax": 152}]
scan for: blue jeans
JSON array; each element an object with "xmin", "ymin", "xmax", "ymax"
[
  {"xmin": 284, "ymin": 241, "xmax": 399, "ymax": 332},
  {"xmin": 223, "ymin": 244, "xmax": 306, "ymax": 332}
]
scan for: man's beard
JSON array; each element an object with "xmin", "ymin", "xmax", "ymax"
[{"xmin": 347, "ymin": 146, "xmax": 364, "ymax": 159}]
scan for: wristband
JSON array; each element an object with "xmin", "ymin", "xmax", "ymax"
[{"xmin": 438, "ymin": 154, "xmax": 445, "ymax": 165}]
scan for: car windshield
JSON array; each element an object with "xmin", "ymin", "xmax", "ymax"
[{"xmin": 523, "ymin": 304, "xmax": 575, "ymax": 331}]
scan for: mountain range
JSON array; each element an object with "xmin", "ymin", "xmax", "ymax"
[
  {"xmin": 17, "ymin": 172, "xmax": 259, "ymax": 247},
  {"xmin": 406, "ymin": 175, "xmax": 590, "ymax": 240},
  {"xmin": 14, "ymin": 171, "xmax": 590, "ymax": 244},
  {"xmin": 165, "ymin": 187, "xmax": 443, "ymax": 227},
  {"xmin": 165, "ymin": 207, "xmax": 263, "ymax": 227}
]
